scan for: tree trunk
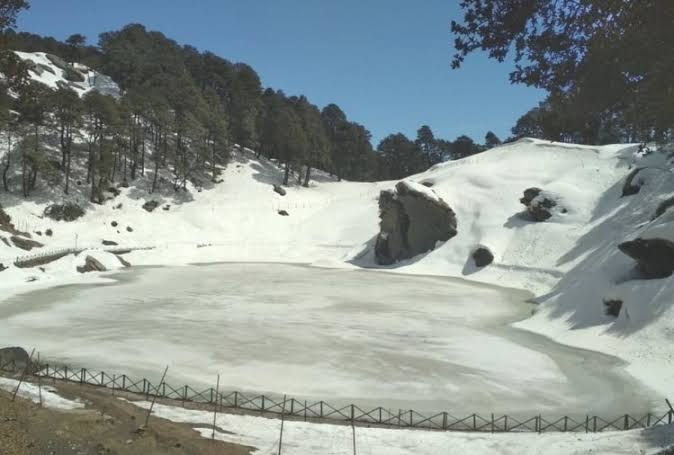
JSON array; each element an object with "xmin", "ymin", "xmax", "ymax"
[
  {"xmin": 64, "ymin": 129, "xmax": 72, "ymax": 194},
  {"xmin": 303, "ymin": 165, "xmax": 311, "ymax": 187},
  {"xmin": 283, "ymin": 161, "xmax": 290, "ymax": 186},
  {"xmin": 3, "ymin": 131, "xmax": 11, "ymax": 192}
]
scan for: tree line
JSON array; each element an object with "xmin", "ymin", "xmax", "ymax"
[{"xmin": 453, "ymin": 1, "xmax": 674, "ymax": 146}]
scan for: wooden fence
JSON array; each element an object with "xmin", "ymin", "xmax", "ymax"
[
  {"xmin": 8, "ymin": 245, "xmax": 155, "ymax": 268},
  {"xmin": 1, "ymin": 358, "xmax": 671, "ymax": 433}
]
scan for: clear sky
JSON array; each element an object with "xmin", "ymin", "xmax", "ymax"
[{"xmin": 16, "ymin": 0, "xmax": 545, "ymax": 146}]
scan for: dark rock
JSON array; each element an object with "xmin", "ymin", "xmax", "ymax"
[
  {"xmin": 375, "ymin": 181, "xmax": 457, "ymax": 265},
  {"xmin": 622, "ymin": 167, "xmax": 646, "ymax": 197},
  {"xmin": 10, "ymin": 235, "xmax": 44, "ymax": 251},
  {"xmin": 420, "ymin": 181, "xmax": 434, "ymax": 187},
  {"xmin": 273, "ymin": 185, "xmax": 287, "ymax": 196},
  {"xmin": 162, "ymin": 205, "xmax": 171, "ymax": 211},
  {"xmin": 126, "ymin": 226, "xmax": 133, "ymax": 232},
  {"xmin": 0, "ymin": 347, "xmax": 30, "ymax": 371},
  {"xmin": 76, "ymin": 180, "xmax": 82, "ymax": 186},
  {"xmin": 0, "ymin": 204, "xmax": 10, "ymax": 226},
  {"xmin": 102, "ymin": 240, "xmax": 118, "ymax": 246},
  {"xmin": 142, "ymin": 200, "xmax": 160, "ymax": 212},
  {"xmin": 0, "ymin": 263, "xmax": 6, "ymax": 272},
  {"xmin": 44, "ymin": 203, "xmax": 85, "ymax": 222},
  {"xmin": 603, "ymin": 299, "xmax": 623, "ymax": 318},
  {"xmin": 519, "ymin": 187, "xmax": 558, "ymax": 222},
  {"xmin": 111, "ymin": 221, "xmax": 118, "ymax": 227},
  {"xmin": 37, "ymin": 63, "xmax": 55, "ymax": 75},
  {"xmin": 45, "ymin": 229, "xmax": 53, "ymax": 237},
  {"xmin": 63, "ymin": 66, "xmax": 85, "ymax": 83},
  {"xmin": 77, "ymin": 255, "xmax": 107, "ymax": 273},
  {"xmin": 618, "ymin": 238, "xmax": 674, "ymax": 279},
  {"xmin": 653, "ymin": 196, "xmax": 674, "ymax": 220},
  {"xmin": 120, "ymin": 180, "xmax": 129, "ymax": 189},
  {"xmin": 45, "ymin": 53, "xmax": 69, "ymax": 71},
  {"xmin": 0, "ymin": 236, "xmax": 9, "ymax": 247},
  {"xmin": 278, "ymin": 210, "xmax": 289, "ymax": 216},
  {"xmin": 472, "ymin": 246, "xmax": 494, "ymax": 267},
  {"xmin": 35, "ymin": 231, "xmax": 42, "ymax": 236}
]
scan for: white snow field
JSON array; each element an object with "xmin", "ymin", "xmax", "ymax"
[
  {"xmin": 0, "ymin": 263, "xmax": 656, "ymax": 418},
  {"xmin": 129, "ymin": 400, "xmax": 674, "ymax": 455}
]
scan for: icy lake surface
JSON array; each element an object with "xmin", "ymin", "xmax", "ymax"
[{"xmin": 0, "ymin": 263, "xmax": 655, "ymax": 416}]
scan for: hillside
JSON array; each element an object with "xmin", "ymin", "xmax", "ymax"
[{"xmin": 1, "ymin": 49, "xmax": 674, "ymax": 452}]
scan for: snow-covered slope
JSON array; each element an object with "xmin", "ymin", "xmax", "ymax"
[
  {"xmin": 13, "ymin": 51, "xmax": 120, "ymax": 98},
  {"xmin": 0, "ymin": 131, "xmax": 672, "ymax": 414}
]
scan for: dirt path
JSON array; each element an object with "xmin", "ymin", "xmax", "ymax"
[{"xmin": 0, "ymin": 380, "xmax": 252, "ymax": 455}]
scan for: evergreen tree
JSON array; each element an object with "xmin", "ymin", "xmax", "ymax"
[
  {"xmin": 452, "ymin": 135, "xmax": 478, "ymax": 159},
  {"xmin": 415, "ymin": 125, "xmax": 442, "ymax": 167},
  {"xmin": 51, "ymin": 87, "xmax": 82, "ymax": 194},
  {"xmin": 484, "ymin": 131, "xmax": 501, "ymax": 149},
  {"xmin": 377, "ymin": 133, "xmax": 425, "ymax": 180}
]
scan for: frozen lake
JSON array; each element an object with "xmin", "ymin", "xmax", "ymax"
[{"xmin": 0, "ymin": 263, "xmax": 654, "ymax": 416}]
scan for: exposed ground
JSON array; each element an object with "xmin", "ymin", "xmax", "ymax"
[{"xmin": 0, "ymin": 378, "xmax": 252, "ymax": 455}]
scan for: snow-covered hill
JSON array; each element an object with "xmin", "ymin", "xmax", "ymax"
[{"xmin": 1, "ymin": 50, "xmax": 673, "ymax": 451}]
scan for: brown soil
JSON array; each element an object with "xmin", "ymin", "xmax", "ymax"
[{"xmin": 0, "ymin": 379, "xmax": 253, "ymax": 455}]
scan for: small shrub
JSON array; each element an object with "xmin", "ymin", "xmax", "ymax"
[
  {"xmin": 0, "ymin": 205, "xmax": 10, "ymax": 226},
  {"xmin": 43, "ymin": 203, "xmax": 85, "ymax": 222}
]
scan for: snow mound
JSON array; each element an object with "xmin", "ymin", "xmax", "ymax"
[{"xmin": 0, "ymin": 377, "xmax": 85, "ymax": 410}]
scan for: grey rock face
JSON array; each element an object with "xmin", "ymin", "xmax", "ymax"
[
  {"xmin": 622, "ymin": 168, "xmax": 646, "ymax": 197},
  {"xmin": 618, "ymin": 238, "xmax": 674, "ymax": 279},
  {"xmin": 375, "ymin": 181, "xmax": 457, "ymax": 265},
  {"xmin": 77, "ymin": 255, "xmax": 107, "ymax": 274}
]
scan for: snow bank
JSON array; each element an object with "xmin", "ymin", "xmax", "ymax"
[
  {"xmin": 129, "ymin": 399, "xmax": 674, "ymax": 455},
  {"xmin": 0, "ymin": 377, "xmax": 85, "ymax": 410}
]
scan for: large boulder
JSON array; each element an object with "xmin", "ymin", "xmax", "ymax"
[
  {"xmin": 618, "ymin": 238, "xmax": 674, "ymax": 279},
  {"xmin": 375, "ymin": 181, "xmax": 457, "ymax": 265},
  {"xmin": 472, "ymin": 246, "xmax": 494, "ymax": 268},
  {"xmin": 76, "ymin": 255, "xmax": 107, "ymax": 273},
  {"xmin": 653, "ymin": 196, "xmax": 674, "ymax": 220},
  {"xmin": 519, "ymin": 187, "xmax": 562, "ymax": 222},
  {"xmin": 0, "ymin": 347, "xmax": 30, "ymax": 371}
]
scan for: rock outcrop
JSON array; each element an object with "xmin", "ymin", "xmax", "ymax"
[
  {"xmin": 472, "ymin": 246, "xmax": 494, "ymax": 267},
  {"xmin": 375, "ymin": 181, "xmax": 457, "ymax": 265},
  {"xmin": 603, "ymin": 299, "xmax": 623, "ymax": 318},
  {"xmin": 520, "ymin": 187, "xmax": 562, "ymax": 222},
  {"xmin": 653, "ymin": 196, "xmax": 674, "ymax": 220},
  {"xmin": 622, "ymin": 168, "xmax": 646, "ymax": 197},
  {"xmin": 0, "ymin": 346, "xmax": 30, "ymax": 370},
  {"xmin": 618, "ymin": 238, "xmax": 674, "ymax": 279},
  {"xmin": 76, "ymin": 255, "xmax": 107, "ymax": 273},
  {"xmin": 10, "ymin": 235, "xmax": 43, "ymax": 251}
]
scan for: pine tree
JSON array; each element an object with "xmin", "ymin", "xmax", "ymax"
[
  {"xmin": 484, "ymin": 131, "xmax": 501, "ymax": 149},
  {"xmin": 415, "ymin": 125, "xmax": 442, "ymax": 167},
  {"xmin": 51, "ymin": 87, "xmax": 82, "ymax": 194}
]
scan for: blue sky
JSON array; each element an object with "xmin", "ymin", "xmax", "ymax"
[{"xmin": 17, "ymin": 0, "xmax": 545, "ymax": 145}]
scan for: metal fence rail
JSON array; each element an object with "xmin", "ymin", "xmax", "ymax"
[{"xmin": 1, "ymin": 358, "xmax": 670, "ymax": 433}]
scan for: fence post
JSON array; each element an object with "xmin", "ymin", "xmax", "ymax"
[
  {"xmin": 379, "ymin": 408, "xmax": 383, "ymax": 424},
  {"xmin": 593, "ymin": 416, "xmax": 597, "ymax": 432},
  {"xmin": 472, "ymin": 414, "xmax": 476, "ymax": 431},
  {"xmin": 585, "ymin": 415, "xmax": 589, "ymax": 433},
  {"xmin": 122, "ymin": 374, "xmax": 126, "ymax": 391},
  {"xmin": 100, "ymin": 371, "xmax": 104, "ymax": 386},
  {"xmin": 564, "ymin": 416, "xmax": 568, "ymax": 432},
  {"xmin": 409, "ymin": 410, "xmax": 413, "ymax": 427},
  {"xmin": 647, "ymin": 413, "xmax": 651, "ymax": 427},
  {"xmin": 234, "ymin": 391, "xmax": 238, "ymax": 408},
  {"xmin": 442, "ymin": 412, "xmax": 448, "ymax": 430},
  {"xmin": 624, "ymin": 414, "xmax": 629, "ymax": 430},
  {"xmin": 304, "ymin": 400, "xmax": 307, "ymax": 421},
  {"xmin": 504, "ymin": 415, "xmax": 508, "ymax": 432},
  {"xmin": 320, "ymin": 401, "xmax": 323, "ymax": 418},
  {"xmin": 261, "ymin": 395, "xmax": 265, "ymax": 412},
  {"xmin": 290, "ymin": 398, "xmax": 294, "ymax": 415},
  {"xmin": 80, "ymin": 368, "xmax": 85, "ymax": 385},
  {"xmin": 183, "ymin": 385, "xmax": 188, "ymax": 406},
  {"xmin": 64, "ymin": 365, "xmax": 68, "ymax": 382},
  {"xmin": 491, "ymin": 413, "xmax": 495, "ymax": 433},
  {"xmin": 351, "ymin": 404, "xmax": 355, "ymax": 422}
]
